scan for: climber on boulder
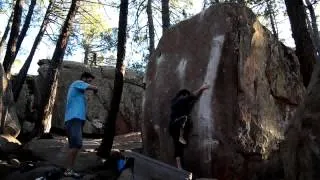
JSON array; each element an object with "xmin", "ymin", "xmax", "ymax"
[{"xmin": 169, "ymin": 83, "xmax": 209, "ymax": 169}]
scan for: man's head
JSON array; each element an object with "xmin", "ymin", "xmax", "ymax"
[
  {"xmin": 177, "ymin": 89, "xmax": 191, "ymax": 98},
  {"xmin": 172, "ymin": 89, "xmax": 191, "ymax": 102},
  {"xmin": 80, "ymin": 72, "xmax": 95, "ymax": 83}
]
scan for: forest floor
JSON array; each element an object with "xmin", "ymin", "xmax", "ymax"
[{"xmin": 0, "ymin": 132, "xmax": 142, "ymax": 180}]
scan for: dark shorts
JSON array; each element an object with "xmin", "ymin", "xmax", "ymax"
[
  {"xmin": 65, "ymin": 118, "xmax": 85, "ymax": 149},
  {"xmin": 169, "ymin": 116, "xmax": 191, "ymax": 158}
]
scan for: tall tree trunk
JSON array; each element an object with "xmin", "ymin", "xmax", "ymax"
[
  {"xmin": 0, "ymin": 65, "xmax": 4, "ymax": 133},
  {"xmin": 305, "ymin": 7, "xmax": 314, "ymax": 42},
  {"xmin": 305, "ymin": 0, "xmax": 320, "ymax": 56},
  {"xmin": 97, "ymin": 0, "xmax": 128, "ymax": 158},
  {"xmin": 83, "ymin": 44, "xmax": 90, "ymax": 65},
  {"xmin": 284, "ymin": 0, "xmax": 317, "ymax": 86},
  {"xmin": 282, "ymin": 51, "xmax": 320, "ymax": 180},
  {"xmin": 147, "ymin": 0, "xmax": 155, "ymax": 55},
  {"xmin": 3, "ymin": 0, "xmax": 24, "ymax": 74},
  {"xmin": 266, "ymin": 0, "xmax": 278, "ymax": 39},
  {"xmin": 281, "ymin": 1, "xmax": 318, "ymax": 178},
  {"xmin": 12, "ymin": 1, "xmax": 53, "ymax": 102},
  {"xmin": 35, "ymin": 0, "xmax": 79, "ymax": 136},
  {"xmin": 13, "ymin": 0, "xmax": 37, "ymax": 61},
  {"xmin": 161, "ymin": 0, "xmax": 170, "ymax": 34},
  {"xmin": 0, "ymin": 12, "xmax": 14, "ymax": 57},
  {"xmin": 91, "ymin": 52, "xmax": 97, "ymax": 66}
]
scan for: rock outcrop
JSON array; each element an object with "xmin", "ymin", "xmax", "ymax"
[
  {"xmin": 142, "ymin": 3, "xmax": 305, "ymax": 178},
  {"xmin": 16, "ymin": 61, "xmax": 144, "ymax": 135},
  {"xmin": 0, "ymin": 64, "xmax": 21, "ymax": 137}
]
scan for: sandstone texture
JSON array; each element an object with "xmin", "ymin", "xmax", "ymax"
[
  {"xmin": 142, "ymin": 3, "xmax": 305, "ymax": 178},
  {"xmin": 0, "ymin": 64, "xmax": 21, "ymax": 137},
  {"xmin": 16, "ymin": 61, "xmax": 144, "ymax": 135}
]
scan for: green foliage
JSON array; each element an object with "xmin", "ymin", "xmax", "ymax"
[
  {"xmin": 79, "ymin": 2, "xmax": 110, "ymax": 43},
  {"xmin": 170, "ymin": 0, "xmax": 195, "ymax": 21},
  {"xmin": 64, "ymin": 0, "xmax": 117, "ymax": 65}
]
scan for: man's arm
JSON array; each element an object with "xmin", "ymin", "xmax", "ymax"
[
  {"xmin": 87, "ymin": 85, "xmax": 98, "ymax": 94},
  {"xmin": 74, "ymin": 81, "xmax": 98, "ymax": 93},
  {"xmin": 192, "ymin": 84, "xmax": 210, "ymax": 97}
]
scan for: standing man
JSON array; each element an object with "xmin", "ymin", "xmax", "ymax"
[{"xmin": 64, "ymin": 72, "xmax": 98, "ymax": 177}]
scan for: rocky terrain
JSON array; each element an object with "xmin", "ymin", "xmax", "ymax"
[{"xmin": 0, "ymin": 132, "xmax": 142, "ymax": 180}]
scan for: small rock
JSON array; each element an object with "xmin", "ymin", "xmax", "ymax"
[
  {"xmin": 0, "ymin": 135, "xmax": 21, "ymax": 153},
  {"xmin": 8, "ymin": 158, "xmax": 20, "ymax": 167}
]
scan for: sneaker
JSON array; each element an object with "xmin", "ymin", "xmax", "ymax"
[
  {"xmin": 64, "ymin": 169, "xmax": 81, "ymax": 178},
  {"xmin": 179, "ymin": 137, "xmax": 187, "ymax": 145}
]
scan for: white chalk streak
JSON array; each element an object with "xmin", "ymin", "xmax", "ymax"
[{"xmin": 197, "ymin": 35, "xmax": 225, "ymax": 162}]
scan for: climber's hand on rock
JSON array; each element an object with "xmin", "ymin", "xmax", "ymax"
[{"xmin": 201, "ymin": 84, "xmax": 210, "ymax": 90}]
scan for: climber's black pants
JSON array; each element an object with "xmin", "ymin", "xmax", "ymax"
[{"xmin": 169, "ymin": 116, "xmax": 190, "ymax": 158}]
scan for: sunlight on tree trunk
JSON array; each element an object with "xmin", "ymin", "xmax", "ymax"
[
  {"xmin": 0, "ymin": 66, "xmax": 19, "ymax": 137},
  {"xmin": 42, "ymin": 72, "xmax": 58, "ymax": 133},
  {"xmin": 0, "ymin": 11, "xmax": 13, "ymax": 58},
  {"xmin": 97, "ymin": 0, "xmax": 128, "ymax": 159},
  {"xmin": 35, "ymin": 0, "xmax": 80, "ymax": 137}
]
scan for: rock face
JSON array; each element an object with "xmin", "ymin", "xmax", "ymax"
[
  {"xmin": 17, "ymin": 61, "xmax": 144, "ymax": 135},
  {"xmin": 0, "ymin": 64, "xmax": 21, "ymax": 138},
  {"xmin": 143, "ymin": 3, "xmax": 305, "ymax": 178}
]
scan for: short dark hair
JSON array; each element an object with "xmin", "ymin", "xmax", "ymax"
[
  {"xmin": 171, "ymin": 89, "xmax": 191, "ymax": 103},
  {"xmin": 80, "ymin": 72, "xmax": 95, "ymax": 79},
  {"xmin": 176, "ymin": 89, "xmax": 191, "ymax": 97}
]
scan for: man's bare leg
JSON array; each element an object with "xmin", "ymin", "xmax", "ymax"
[
  {"xmin": 65, "ymin": 148, "xmax": 79, "ymax": 169},
  {"xmin": 179, "ymin": 128, "xmax": 187, "ymax": 145},
  {"xmin": 176, "ymin": 157, "xmax": 182, "ymax": 169},
  {"xmin": 179, "ymin": 118, "xmax": 187, "ymax": 145}
]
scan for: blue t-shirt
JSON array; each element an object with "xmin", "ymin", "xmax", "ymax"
[{"xmin": 64, "ymin": 80, "xmax": 90, "ymax": 121}]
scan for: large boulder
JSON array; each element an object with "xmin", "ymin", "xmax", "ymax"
[
  {"xmin": 0, "ymin": 64, "xmax": 21, "ymax": 138},
  {"xmin": 143, "ymin": 3, "xmax": 305, "ymax": 178},
  {"xmin": 27, "ymin": 60, "xmax": 144, "ymax": 135}
]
